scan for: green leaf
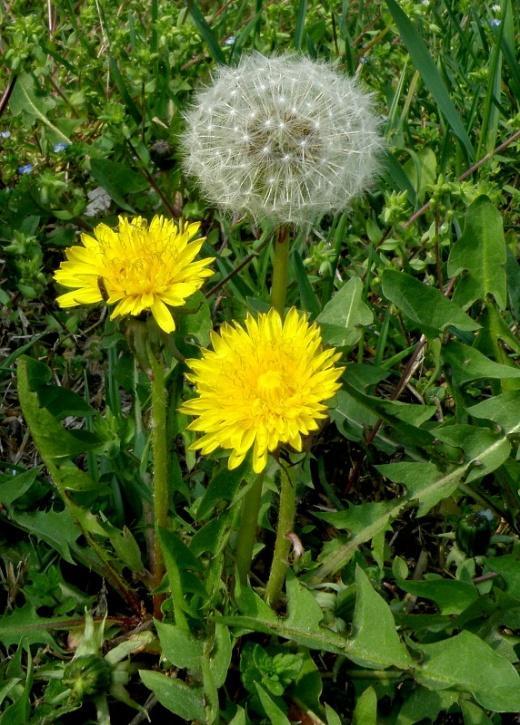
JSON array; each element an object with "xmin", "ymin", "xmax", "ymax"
[
  {"xmin": 378, "ymin": 461, "xmax": 455, "ymax": 515},
  {"xmin": 397, "ymin": 578, "xmax": 479, "ymax": 615},
  {"xmin": 285, "ymin": 572, "xmax": 324, "ymax": 631},
  {"xmin": 311, "ymin": 406, "xmax": 518, "ymax": 583},
  {"xmin": 224, "ymin": 571, "xmax": 411, "ymax": 670},
  {"xmin": 379, "ymin": 400, "xmax": 437, "ymax": 426},
  {"xmin": 210, "ymin": 624, "xmax": 233, "ymax": 688},
  {"xmin": 138, "ymin": 670, "xmax": 205, "ymax": 721},
  {"xmin": 90, "ymin": 158, "xmax": 148, "ymax": 212},
  {"xmin": 158, "ymin": 528, "xmax": 204, "ymax": 629},
  {"xmin": 0, "ymin": 469, "xmax": 39, "ymax": 506},
  {"xmin": 317, "ymin": 277, "xmax": 373, "ymax": 347},
  {"xmin": 353, "ymin": 687, "xmax": 377, "ymax": 725},
  {"xmin": 9, "ymin": 73, "xmax": 71, "ymax": 144},
  {"xmin": 235, "ymin": 580, "xmax": 278, "ymax": 622},
  {"xmin": 448, "ymin": 198, "xmax": 507, "ymax": 310},
  {"xmin": 468, "ymin": 391, "xmax": 520, "ymax": 432},
  {"xmin": 316, "ymin": 500, "xmax": 396, "ymax": 534},
  {"xmin": 17, "ymin": 357, "xmax": 106, "ymax": 460},
  {"xmin": 177, "ymin": 292, "xmax": 213, "ymax": 348},
  {"xmin": 381, "ymin": 270, "xmax": 480, "ymax": 336},
  {"xmin": 105, "ymin": 631, "xmax": 155, "ymax": 666},
  {"xmin": 0, "ymin": 684, "xmax": 30, "ymax": 725},
  {"xmin": 53, "ymin": 460, "xmax": 99, "ymax": 492},
  {"xmin": 506, "ymin": 249, "xmax": 520, "ymax": 320},
  {"xmin": 255, "ymin": 683, "xmax": 291, "ymax": 725},
  {"xmin": 350, "ymin": 567, "xmax": 412, "ymax": 670},
  {"xmin": 158, "ymin": 528, "xmax": 203, "ymax": 573},
  {"xmin": 228, "ymin": 707, "xmax": 247, "ymax": 725},
  {"xmin": 397, "ymin": 687, "xmax": 459, "ymax": 725},
  {"xmin": 101, "ymin": 522, "xmax": 144, "ymax": 571},
  {"xmin": 442, "ymin": 341, "xmax": 520, "ymax": 385},
  {"xmin": 13, "ymin": 509, "xmax": 81, "ymax": 564},
  {"xmin": 461, "ymin": 701, "xmax": 494, "ymax": 725},
  {"xmin": 484, "ymin": 553, "xmax": 520, "ymax": 600},
  {"xmin": 325, "ymin": 704, "xmax": 343, "ymax": 725},
  {"xmin": 196, "ymin": 464, "xmax": 245, "ymax": 520},
  {"xmin": 331, "ymin": 386, "xmax": 424, "ymax": 453},
  {"xmin": 0, "ymin": 604, "xmax": 68, "ymax": 647},
  {"xmin": 403, "ymin": 147, "xmax": 437, "ymax": 202},
  {"xmin": 433, "ymin": 424, "xmax": 511, "ymax": 483},
  {"xmin": 385, "ymin": 0, "xmax": 473, "ymax": 157},
  {"xmin": 154, "ymin": 620, "xmax": 203, "ymax": 671},
  {"xmin": 415, "ymin": 630, "xmax": 520, "ymax": 712},
  {"xmin": 36, "ymin": 385, "xmax": 95, "ymax": 419},
  {"xmin": 477, "ymin": 304, "xmax": 520, "ymax": 364}
]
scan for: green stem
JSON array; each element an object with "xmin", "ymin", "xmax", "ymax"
[
  {"xmin": 271, "ymin": 225, "xmax": 291, "ymax": 314},
  {"xmin": 265, "ymin": 465, "xmax": 297, "ymax": 607},
  {"xmin": 235, "ymin": 473, "xmax": 264, "ymax": 584},
  {"xmin": 148, "ymin": 350, "xmax": 170, "ymax": 594}
]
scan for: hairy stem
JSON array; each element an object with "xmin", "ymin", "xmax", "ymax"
[
  {"xmin": 271, "ymin": 225, "xmax": 291, "ymax": 314},
  {"xmin": 148, "ymin": 350, "xmax": 170, "ymax": 604},
  {"xmin": 235, "ymin": 473, "xmax": 264, "ymax": 584},
  {"xmin": 265, "ymin": 465, "xmax": 297, "ymax": 607}
]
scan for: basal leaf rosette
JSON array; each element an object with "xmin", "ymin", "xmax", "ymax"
[
  {"xmin": 180, "ymin": 308, "xmax": 344, "ymax": 473},
  {"xmin": 182, "ymin": 53, "xmax": 382, "ymax": 224},
  {"xmin": 53, "ymin": 215, "xmax": 214, "ymax": 333}
]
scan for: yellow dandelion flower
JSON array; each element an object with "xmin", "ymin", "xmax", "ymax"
[
  {"xmin": 180, "ymin": 308, "xmax": 344, "ymax": 474},
  {"xmin": 53, "ymin": 215, "xmax": 214, "ymax": 333}
]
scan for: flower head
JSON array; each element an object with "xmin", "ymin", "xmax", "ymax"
[
  {"xmin": 54, "ymin": 215, "xmax": 214, "ymax": 333},
  {"xmin": 182, "ymin": 53, "xmax": 382, "ymax": 225},
  {"xmin": 180, "ymin": 308, "xmax": 343, "ymax": 473}
]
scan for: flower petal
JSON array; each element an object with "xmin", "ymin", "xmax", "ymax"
[{"xmin": 151, "ymin": 298, "xmax": 175, "ymax": 333}]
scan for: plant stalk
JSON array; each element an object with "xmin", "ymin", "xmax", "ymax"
[
  {"xmin": 148, "ymin": 350, "xmax": 170, "ymax": 600},
  {"xmin": 235, "ymin": 473, "xmax": 264, "ymax": 584},
  {"xmin": 265, "ymin": 465, "xmax": 297, "ymax": 607},
  {"xmin": 271, "ymin": 225, "xmax": 291, "ymax": 314}
]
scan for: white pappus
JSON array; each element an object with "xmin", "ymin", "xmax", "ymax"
[{"xmin": 181, "ymin": 53, "xmax": 383, "ymax": 225}]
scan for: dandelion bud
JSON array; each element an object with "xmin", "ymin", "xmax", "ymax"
[
  {"xmin": 182, "ymin": 53, "xmax": 383, "ymax": 225},
  {"xmin": 63, "ymin": 654, "xmax": 113, "ymax": 701}
]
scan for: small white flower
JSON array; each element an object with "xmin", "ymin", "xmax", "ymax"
[{"xmin": 182, "ymin": 53, "xmax": 383, "ymax": 225}]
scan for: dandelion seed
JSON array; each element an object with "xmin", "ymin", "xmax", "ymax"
[
  {"xmin": 53, "ymin": 216, "xmax": 214, "ymax": 333},
  {"xmin": 180, "ymin": 308, "xmax": 344, "ymax": 473},
  {"xmin": 182, "ymin": 53, "xmax": 383, "ymax": 225}
]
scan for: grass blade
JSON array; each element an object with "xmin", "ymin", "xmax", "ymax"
[
  {"xmin": 385, "ymin": 0, "xmax": 474, "ymax": 159},
  {"xmin": 294, "ymin": 0, "xmax": 308, "ymax": 50},
  {"xmin": 187, "ymin": 0, "xmax": 226, "ymax": 65}
]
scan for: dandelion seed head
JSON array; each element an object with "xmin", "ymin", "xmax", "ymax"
[{"xmin": 182, "ymin": 53, "xmax": 383, "ymax": 225}]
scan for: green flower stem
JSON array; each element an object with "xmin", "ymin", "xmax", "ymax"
[
  {"xmin": 265, "ymin": 465, "xmax": 296, "ymax": 608},
  {"xmin": 148, "ymin": 350, "xmax": 170, "ymax": 595},
  {"xmin": 235, "ymin": 473, "xmax": 264, "ymax": 584},
  {"xmin": 271, "ymin": 225, "xmax": 291, "ymax": 314}
]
